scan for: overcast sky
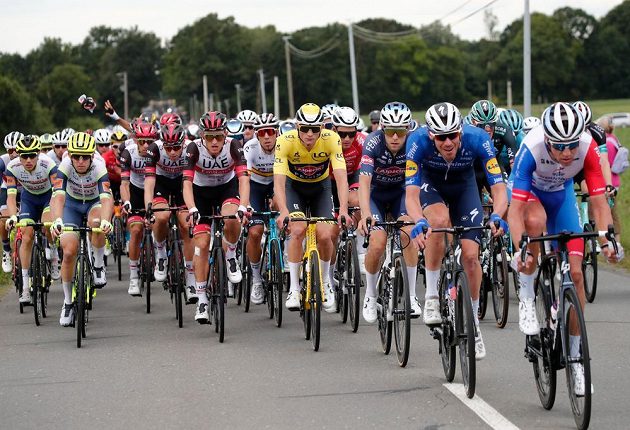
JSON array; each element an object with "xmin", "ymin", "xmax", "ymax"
[{"xmin": 0, "ymin": 0, "xmax": 624, "ymax": 55}]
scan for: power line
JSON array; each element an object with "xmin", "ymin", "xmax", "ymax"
[
  {"xmin": 450, "ymin": 0, "xmax": 500, "ymax": 26},
  {"xmin": 439, "ymin": 0, "xmax": 473, "ymax": 21}
]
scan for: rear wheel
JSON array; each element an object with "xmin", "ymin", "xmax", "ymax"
[
  {"xmin": 271, "ymin": 240, "xmax": 283, "ymax": 327},
  {"xmin": 31, "ymin": 244, "xmax": 42, "ymax": 326},
  {"xmin": 301, "ymin": 258, "xmax": 311, "ymax": 340},
  {"xmin": 393, "ymin": 256, "xmax": 411, "ymax": 367},
  {"xmin": 114, "ymin": 216, "xmax": 124, "ymax": 281},
  {"xmin": 377, "ymin": 271, "xmax": 392, "ymax": 355},
  {"xmin": 172, "ymin": 241, "xmax": 184, "ymax": 328},
  {"xmin": 240, "ymin": 237, "xmax": 251, "ymax": 312},
  {"xmin": 582, "ymin": 223, "xmax": 598, "ymax": 303},
  {"xmin": 492, "ymin": 243, "xmax": 510, "ymax": 328},
  {"xmin": 439, "ymin": 270, "xmax": 456, "ymax": 382},
  {"xmin": 309, "ymin": 250, "xmax": 321, "ymax": 351},
  {"xmin": 76, "ymin": 255, "xmax": 87, "ymax": 348},
  {"xmin": 142, "ymin": 231, "xmax": 154, "ymax": 314},
  {"xmin": 346, "ymin": 238, "xmax": 361, "ymax": 333},
  {"xmin": 213, "ymin": 247, "xmax": 226, "ymax": 343},
  {"xmin": 455, "ymin": 271, "xmax": 476, "ymax": 399}
]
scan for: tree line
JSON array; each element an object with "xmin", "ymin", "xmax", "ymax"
[{"xmin": 1, "ymin": 1, "xmax": 629, "ymax": 138}]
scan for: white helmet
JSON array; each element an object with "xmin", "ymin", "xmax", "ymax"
[
  {"xmin": 522, "ymin": 116, "xmax": 541, "ymax": 133},
  {"xmin": 321, "ymin": 103, "xmax": 339, "ymax": 120},
  {"xmin": 295, "ymin": 103, "xmax": 324, "ymax": 126},
  {"xmin": 542, "ymin": 102, "xmax": 585, "ymax": 143},
  {"xmin": 93, "ymin": 128, "xmax": 111, "ymax": 145},
  {"xmin": 572, "ymin": 101, "xmax": 592, "ymax": 124},
  {"xmin": 236, "ymin": 109, "xmax": 257, "ymax": 125},
  {"xmin": 425, "ymin": 102, "xmax": 462, "ymax": 135},
  {"xmin": 4, "ymin": 131, "xmax": 24, "ymax": 150},
  {"xmin": 357, "ymin": 118, "xmax": 366, "ymax": 132},
  {"xmin": 380, "ymin": 102, "xmax": 412, "ymax": 128},
  {"xmin": 331, "ymin": 106, "xmax": 359, "ymax": 127}
]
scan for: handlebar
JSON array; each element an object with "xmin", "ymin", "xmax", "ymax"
[{"xmin": 519, "ymin": 225, "xmax": 619, "ymax": 261}]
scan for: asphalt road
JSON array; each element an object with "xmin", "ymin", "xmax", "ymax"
[{"xmin": 1, "ymin": 261, "xmax": 629, "ymax": 430}]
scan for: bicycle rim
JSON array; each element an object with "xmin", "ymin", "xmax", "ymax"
[
  {"xmin": 532, "ymin": 264, "xmax": 557, "ymax": 410},
  {"xmin": 455, "ymin": 271, "xmax": 476, "ymax": 398},
  {"xmin": 347, "ymin": 238, "xmax": 361, "ymax": 333},
  {"xmin": 214, "ymin": 247, "xmax": 226, "ymax": 343},
  {"xmin": 492, "ymin": 248, "xmax": 510, "ymax": 328},
  {"xmin": 393, "ymin": 256, "xmax": 411, "ymax": 367},
  {"xmin": 309, "ymin": 250, "xmax": 321, "ymax": 351},
  {"xmin": 76, "ymin": 256, "xmax": 86, "ymax": 348},
  {"xmin": 377, "ymin": 273, "xmax": 392, "ymax": 355},
  {"xmin": 115, "ymin": 217, "xmax": 124, "ymax": 281},
  {"xmin": 563, "ymin": 287, "xmax": 591, "ymax": 429},
  {"xmin": 582, "ymin": 229, "xmax": 597, "ymax": 303},
  {"xmin": 301, "ymin": 259, "xmax": 311, "ymax": 340},
  {"xmin": 144, "ymin": 232, "xmax": 153, "ymax": 314},
  {"xmin": 174, "ymin": 242, "xmax": 184, "ymax": 328},
  {"xmin": 31, "ymin": 246, "xmax": 41, "ymax": 326},
  {"xmin": 439, "ymin": 270, "xmax": 456, "ymax": 382},
  {"xmin": 271, "ymin": 241, "xmax": 283, "ymax": 327}
]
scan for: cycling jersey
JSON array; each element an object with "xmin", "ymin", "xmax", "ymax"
[
  {"xmin": 5, "ymin": 154, "xmax": 57, "ymax": 195},
  {"xmin": 54, "ymin": 157, "xmax": 111, "ymax": 202},
  {"xmin": 183, "ymin": 138, "xmax": 247, "ymax": 186},
  {"xmin": 405, "ymin": 125, "xmax": 503, "ymax": 187},
  {"xmin": 586, "ymin": 122, "xmax": 606, "ymax": 148},
  {"xmin": 273, "ymin": 129, "xmax": 345, "ymax": 183},
  {"xmin": 120, "ymin": 142, "xmax": 150, "ymax": 188},
  {"xmin": 330, "ymin": 132, "xmax": 365, "ymax": 180},
  {"xmin": 46, "ymin": 149, "xmax": 63, "ymax": 166},
  {"xmin": 243, "ymin": 138, "xmax": 274, "ymax": 185},
  {"xmin": 102, "ymin": 149, "xmax": 121, "ymax": 183},
  {"xmin": 145, "ymin": 140, "xmax": 188, "ymax": 179},
  {"xmin": 359, "ymin": 130, "xmax": 406, "ymax": 187}
]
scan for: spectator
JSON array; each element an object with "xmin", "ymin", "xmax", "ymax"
[{"xmin": 598, "ymin": 116, "xmax": 622, "ymax": 240}]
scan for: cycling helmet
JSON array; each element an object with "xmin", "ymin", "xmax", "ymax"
[
  {"xmin": 67, "ymin": 132, "xmax": 96, "ymax": 155},
  {"xmin": 16, "ymin": 135, "xmax": 41, "ymax": 153},
  {"xmin": 160, "ymin": 123, "xmax": 186, "ymax": 145},
  {"xmin": 380, "ymin": 102, "xmax": 412, "ymax": 128},
  {"xmin": 462, "ymin": 114, "xmax": 473, "ymax": 125},
  {"xmin": 357, "ymin": 118, "xmax": 366, "ymax": 132},
  {"xmin": 425, "ymin": 102, "xmax": 462, "ymax": 135},
  {"xmin": 4, "ymin": 131, "xmax": 24, "ymax": 150},
  {"xmin": 51, "ymin": 131, "xmax": 65, "ymax": 145},
  {"xmin": 186, "ymin": 124, "xmax": 200, "ymax": 140},
  {"xmin": 498, "ymin": 109, "xmax": 524, "ymax": 133},
  {"xmin": 470, "ymin": 99, "xmax": 498, "ymax": 124},
  {"xmin": 254, "ymin": 113, "xmax": 279, "ymax": 130},
  {"xmin": 409, "ymin": 119, "xmax": 420, "ymax": 132},
  {"xmin": 522, "ymin": 116, "xmax": 541, "ymax": 133},
  {"xmin": 542, "ymin": 102, "xmax": 585, "ymax": 143},
  {"xmin": 236, "ymin": 109, "xmax": 257, "ymax": 125},
  {"xmin": 93, "ymin": 128, "xmax": 111, "ymax": 145},
  {"xmin": 295, "ymin": 103, "xmax": 324, "ymax": 126},
  {"xmin": 111, "ymin": 130, "xmax": 128, "ymax": 143},
  {"xmin": 572, "ymin": 101, "xmax": 592, "ymax": 124},
  {"xmin": 226, "ymin": 118, "xmax": 244, "ymax": 136},
  {"xmin": 321, "ymin": 103, "xmax": 339, "ymax": 120},
  {"xmin": 369, "ymin": 110, "xmax": 381, "ymax": 124},
  {"xmin": 39, "ymin": 133, "xmax": 53, "ymax": 150},
  {"xmin": 133, "ymin": 121, "xmax": 158, "ymax": 140},
  {"xmin": 199, "ymin": 111, "xmax": 227, "ymax": 132},
  {"xmin": 279, "ymin": 121, "xmax": 297, "ymax": 136},
  {"xmin": 60, "ymin": 128, "xmax": 75, "ymax": 143},
  {"xmin": 159, "ymin": 112, "xmax": 182, "ymax": 126},
  {"xmin": 331, "ymin": 107, "xmax": 359, "ymax": 128}
]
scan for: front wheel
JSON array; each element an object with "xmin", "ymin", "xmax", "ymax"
[
  {"xmin": 142, "ymin": 231, "xmax": 154, "ymax": 314},
  {"xmin": 393, "ymin": 256, "xmax": 411, "ymax": 367},
  {"xmin": 455, "ymin": 271, "xmax": 476, "ymax": 399},
  {"xmin": 309, "ymin": 250, "xmax": 321, "ymax": 352},
  {"xmin": 30, "ymin": 245, "xmax": 43, "ymax": 326},
  {"xmin": 491, "ymin": 245, "xmax": 510, "ymax": 328},
  {"xmin": 75, "ymin": 255, "xmax": 87, "ymax": 348},
  {"xmin": 439, "ymin": 270, "xmax": 456, "ymax": 382},
  {"xmin": 582, "ymin": 223, "xmax": 598, "ymax": 303},
  {"xmin": 212, "ymin": 247, "xmax": 226, "ymax": 343},
  {"xmin": 377, "ymin": 271, "xmax": 392, "ymax": 355},
  {"xmin": 270, "ymin": 240, "xmax": 283, "ymax": 328},
  {"xmin": 346, "ymin": 238, "xmax": 361, "ymax": 333}
]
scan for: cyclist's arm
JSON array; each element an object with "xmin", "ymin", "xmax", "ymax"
[
  {"xmin": 4, "ymin": 174, "xmax": 18, "ymax": 217},
  {"xmin": 506, "ymin": 146, "xmax": 535, "ymax": 249},
  {"xmin": 273, "ymin": 137, "xmax": 289, "ymax": 214},
  {"xmin": 50, "ymin": 173, "xmax": 67, "ymax": 221},
  {"xmin": 332, "ymin": 168, "xmax": 349, "ymax": 215},
  {"xmin": 358, "ymin": 174, "xmax": 372, "ymax": 219},
  {"xmin": 231, "ymin": 139, "xmax": 250, "ymax": 208},
  {"xmin": 144, "ymin": 143, "xmax": 159, "ymax": 209},
  {"xmin": 97, "ymin": 174, "xmax": 113, "ymax": 222},
  {"xmin": 182, "ymin": 143, "xmax": 198, "ymax": 211},
  {"xmin": 404, "ymin": 135, "xmax": 425, "ymax": 223},
  {"xmin": 583, "ymin": 141, "xmax": 614, "ymax": 242},
  {"xmin": 488, "ymin": 182, "xmax": 508, "ymax": 218},
  {"xmin": 119, "ymin": 148, "xmax": 131, "ymax": 203},
  {"xmin": 405, "ymin": 185, "xmax": 424, "ymax": 223}
]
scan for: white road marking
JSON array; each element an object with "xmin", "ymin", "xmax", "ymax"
[{"xmin": 444, "ymin": 383, "xmax": 520, "ymax": 430}]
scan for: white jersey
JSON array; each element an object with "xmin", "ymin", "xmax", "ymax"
[
  {"xmin": 145, "ymin": 140, "xmax": 188, "ymax": 179},
  {"xmin": 1, "ymin": 153, "xmax": 11, "ymax": 190},
  {"xmin": 183, "ymin": 138, "xmax": 247, "ymax": 187},
  {"xmin": 243, "ymin": 139, "xmax": 274, "ymax": 185},
  {"xmin": 5, "ymin": 154, "xmax": 57, "ymax": 195},
  {"xmin": 46, "ymin": 149, "xmax": 63, "ymax": 166},
  {"xmin": 120, "ymin": 142, "xmax": 150, "ymax": 188},
  {"xmin": 56, "ymin": 156, "xmax": 110, "ymax": 201}
]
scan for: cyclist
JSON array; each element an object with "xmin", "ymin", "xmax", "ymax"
[
  {"xmin": 274, "ymin": 103, "xmax": 350, "ymax": 313},
  {"xmin": 183, "ymin": 111, "xmax": 250, "ymax": 323},
  {"xmin": 39, "ymin": 133, "xmax": 54, "ymax": 155},
  {"xmin": 102, "ymin": 130, "xmax": 126, "ymax": 202},
  {"xmin": 278, "ymin": 120, "xmax": 296, "ymax": 136},
  {"xmin": 1, "ymin": 131, "xmax": 22, "ymax": 273},
  {"xmin": 357, "ymin": 102, "xmax": 421, "ymax": 322},
  {"xmin": 507, "ymin": 102, "xmax": 622, "ymax": 395},
  {"xmin": 368, "ymin": 110, "xmax": 380, "ymax": 133},
  {"xmin": 406, "ymin": 102, "xmax": 508, "ymax": 360},
  {"xmin": 522, "ymin": 116, "xmax": 541, "ymax": 135},
  {"xmin": 244, "ymin": 113, "xmax": 278, "ymax": 304},
  {"xmin": 120, "ymin": 120, "xmax": 157, "ymax": 296},
  {"xmin": 236, "ymin": 109, "xmax": 257, "ymax": 143},
  {"xmin": 321, "ymin": 103, "xmax": 339, "ymax": 130},
  {"xmin": 498, "ymin": 109, "xmax": 525, "ymax": 175},
  {"xmin": 144, "ymin": 123, "xmax": 196, "ymax": 303},
  {"xmin": 50, "ymin": 132, "xmax": 112, "ymax": 326},
  {"xmin": 226, "ymin": 118, "xmax": 245, "ymax": 144},
  {"xmin": 47, "ymin": 131, "xmax": 67, "ymax": 166},
  {"xmin": 94, "ymin": 128, "xmax": 111, "ymax": 156},
  {"xmin": 4, "ymin": 135, "xmax": 58, "ymax": 302}
]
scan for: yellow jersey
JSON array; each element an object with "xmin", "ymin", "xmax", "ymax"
[{"xmin": 273, "ymin": 129, "xmax": 346, "ymax": 183}]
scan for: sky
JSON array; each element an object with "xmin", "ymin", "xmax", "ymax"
[{"xmin": 0, "ymin": 0, "xmax": 624, "ymax": 55}]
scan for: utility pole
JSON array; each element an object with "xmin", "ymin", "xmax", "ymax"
[
  {"xmin": 273, "ymin": 76, "xmax": 280, "ymax": 118},
  {"xmin": 523, "ymin": 0, "xmax": 532, "ymax": 116},
  {"xmin": 348, "ymin": 24, "xmax": 360, "ymax": 115},
  {"xmin": 203, "ymin": 75, "xmax": 209, "ymax": 112},
  {"xmin": 117, "ymin": 71, "xmax": 129, "ymax": 119},
  {"xmin": 283, "ymin": 36, "xmax": 295, "ymax": 116},
  {"xmin": 209, "ymin": 93, "xmax": 214, "ymax": 111},
  {"xmin": 235, "ymin": 84, "xmax": 242, "ymax": 113},
  {"xmin": 507, "ymin": 80, "xmax": 513, "ymax": 108},
  {"xmin": 224, "ymin": 99, "xmax": 230, "ymax": 117},
  {"xmin": 259, "ymin": 69, "xmax": 267, "ymax": 113}
]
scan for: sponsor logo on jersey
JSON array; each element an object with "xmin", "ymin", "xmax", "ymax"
[
  {"xmin": 485, "ymin": 158, "xmax": 501, "ymax": 175},
  {"xmin": 360, "ymin": 155, "xmax": 374, "ymax": 167},
  {"xmin": 405, "ymin": 160, "xmax": 418, "ymax": 177},
  {"xmin": 293, "ymin": 164, "xmax": 325, "ymax": 178}
]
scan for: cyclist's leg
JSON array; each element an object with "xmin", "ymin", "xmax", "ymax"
[
  {"xmin": 152, "ymin": 177, "xmax": 173, "ymax": 280},
  {"xmin": 17, "ymin": 192, "xmax": 48, "ymax": 294},
  {"xmin": 362, "ymin": 195, "xmax": 386, "ymax": 323},
  {"xmin": 59, "ymin": 198, "xmax": 84, "ymax": 325},
  {"xmin": 87, "ymin": 202, "xmax": 108, "ymax": 285},
  {"xmin": 0, "ymin": 188, "xmax": 12, "ymax": 272},
  {"xmin": 284, "ymin": 178, "xmax": 307, "ymax": 302},
  {"xmin": 247, "ymin": 181, "xmax": 269, "ymax": 303},
  {"xmin": 311, "ymin": 178, "xmax": 336, "ymax": 310},
  {"xmin": 176, "ymin": 208, "xmax": 195, "ymax": 300},
  {"xmin": 392, "ymin": 187, "xmax": 419, "ymax": 302},
  {"xmin": 220, "ymin": 198, "xmax": 242, "ymax": 284},
  {"xmin": 126, "ymin": 184, "xmax": 144, "ymax": 295}
]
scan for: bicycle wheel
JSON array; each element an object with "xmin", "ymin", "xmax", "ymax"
[
  {"xmin": 532, "ymin": 263, "xmax": 557, "ymax": 410},
  {"xmin": 241, "ymin": 242, "xmax": 251, "ymax": 312},
  {"xmin": 14, "ymin": 241, "xmax": 24, "ymax": 314},
  {"xmin": 492, "ymin": 245, "xmax": 510, "ymax": 328},
  {"xmin": 143, "ymin": 231, "xmax": 153, "ymax": 314},
  {"xmin": 173, "ymin": 240, "xmax": 184, "ymax": 328},
  {"xmin": 393, "ymin": 255, "xmax": 411, "ymax": 367},
  {"xmin": 377, "ymin": 271, "xmax": 393, "ymax": 355},
  {"xmin": 309, "ymin": 250, "xmax": 321, "ymax": 352},
  {"xmin": 213, "ymin": 247, "xmax": 226, "ymax": 343},
  {"xmin": 76, "ymin": 255, "xmax": 87, "ymax": 348},
  {"xmin": 270, "ymin": 240, "xmax": 283, "ymax": 327},
  {"xmin": 346, "ymin": 237, "xmax": 361, "ymax": 333},
  {"xmin": 563, "ymin": 287, "xmax": 591, "ymax": 430},
  {"xmin": 114, "ymin": 216, "xmax": 124, "ymax": 281},
  {"xmin": 30, "ymin": 244, "xmax": 42, "ymax": 326},
  {"xmin": 438, "ymin": 270, "xmax": 456, "ymax": 382},
  {"xmin": 455, "ymin": 271, "xmax": 476, "ymax": 399},
  {"xmin": 478, "ymin": 275, "xmax": 489, "ymax": 320},
  {"xmin": 336, "ymin": 248, "xmax": 347, "ymax": 321},
  {"xmin": 582, "ymin": 223, "xmax": 598, "ymax": 303},
  {"xmin": 301, "ymin": 258, "xmax": 311, "ymax": 340}
]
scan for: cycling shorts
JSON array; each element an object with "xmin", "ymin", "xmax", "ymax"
[
  {"xmin": 154, "ymin": 175, "xmax": 185, "ymax": 208},
  {"xmin": 63, "ymin": 196, "xmax": 101, "ymax": 228},
  {"xmin": 193, "ymin": 177, "xmax": 240, "ymax": 219},
  {"xmin": 285, "ymin": 177, "xmax": 333, "ymax": 218},
  {"xmin": 369, "ymin": 186, "xmax": 407, "ymax": 229},
  {"xmin": 249, "ymin": 180, "xmax": 274, "ymax": 227},
  {"xmin": 19, "ymin": 190, "xmax": 52, "ymax": 223}
]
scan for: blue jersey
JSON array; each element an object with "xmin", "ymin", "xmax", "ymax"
[
  {"xmin": 405, "ymin": 125, "xmax": 504, "ymax": 186},
  {"xmin": 359, "ymin": 130, "xmax": 407, "ymax": 188}
]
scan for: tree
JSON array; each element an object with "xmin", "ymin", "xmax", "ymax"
[
  {"xmin": 0, "ymin": 75, "xmax": 53, "ymax": 138},
  {"xmin": 25, "ymin": 38, "xmax": 76, "ymax": 89},
  {"xmin": 0, "ymin": 53, "xmax": 28, "ymax": 85}
]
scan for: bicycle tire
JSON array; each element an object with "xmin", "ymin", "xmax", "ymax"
[
  {"xmin": 346, "ymin": 237, "xmax": 361, "ymax": 333},
  {"xmin": 563, "ymin": 287, "xmax": 591, "ymax": 430},
  {"xmin": 301, "ymin": 258, "xmax": 311, "ymax": 340},
  {"xmin": 309, "ymin": 250, "xmax": 321, "ymax": 352},
  {"xmin": 271, "ymin": 240, "xmax": 283, "ymax": 327},
  {"xmin": 393, "ymin": 255, "xmax": 411, "ymax": 367},
  {"xmin": 582, "ymin": 223, "xmax": 598, "ymax": 303},
  {"xmin": 31, "ymin": 243, "xmax": 42, "ymax": 326},
  {"xmin": 336, "ymin": 249, "xmax": 346, "ymax": 321},
  {"xmin": 439, "ymin": 270, "xmax": 456, "ymax": 382},
  {"xmin": 532, "ymin": 262, "xmax": 557, "ymax": 410},
  {"xmin": 42, "ymin": 248, "xmax": 50, "ymax": 318},
  {"xmin": 143, "ymin": 230, "xmax": 153, "ymax": 314},
  {"xmin": 173, "ymin": 240, "xmax": 184, "ymax": 328},
  {"xmin": 492, "ymin": 245, "xmax": 510, "ymax": 328},
  {"xmin": 15, "ymin": 239, "xmax": 24, "ymax": 314},
  {"xmin": 213, "ymin": 247, "xmax": 226, "ymax": 343},
  {"xmin": 76, "ymin": 255, "xmax": 86, "ymax": 348},
  {"xmin": 241, "ymin": 239, "xmax": 251, "ymax": 312},
  {"xmin": 455, "ymin": 270, "xmax": 476, "ymax": 399},
  {"xmin": 478, "ymin": 275, "xmax": 489, "ymax": 320},
  {"xmin": 377, "ymin": 271, "xmax": 393, "ymax": 355},
  {"xmin": 114, "ymin": 216, "xmax": 124, "ymax": 281}
]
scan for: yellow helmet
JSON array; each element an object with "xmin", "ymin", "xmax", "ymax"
[
  {"xmin": 67, "ymin": 132, "xmax": 96, "ymax": 154},
  {"xmin": 111, "ymin": 130, "xmax": 128, "ymax": 143},
  {"xmin": 16, "ymin": 135, "xmax": 41, "ymax": 153},
  {"xmin": 295, "ymin": 103, "xmax": 324, "ymax": 126}
]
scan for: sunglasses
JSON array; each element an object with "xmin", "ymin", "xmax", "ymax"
[
  {"xmin": 383, "ymin": 128, "xmax": 407, "ymax": 137},
  {"xmin": 54, "ymin": 145, "xmax": 67, "ymax": 149},
  {"xmin": 98, "ymin": 143, "xmax": 110, "ymax": 147},
  {"xmin": 243, "ymin": 125, "xmax": 254, "ymax": 130},
  {"xmin": 19, "ymin": 153, "xmax": 38, "ymax": 159},
  {"xmin": 164, "ymin": 145, "xmax": 182, "ymax": 152},
  {"xmin": 548, "ymin": 140, "xmax": 580, "ymax": 151},
  {"xmin": 203, "ymin": 133, "xmax": 226, "ymax": 141},
  {"xmin": 256, "ymin": 128, "xmax": 276, "ymax": 137},
  {"xmin": 71, "ymin": 154, "xmax": 92, "ymax": 161},
  {"xmin": 337, "ymin": 131, "xmax": 357, "ymax": 139},
  {"xmin": 323, "ymin": 123, "xmax": 334, "ymax": 130},
  {"xmin": 112, "ymin": 145, "xmax": 120, "ymax": 150},
  {"xmin": 7, "ymin": 149, "xmax": 16, "ymax": 154},
  {"xmin": 136, "ymin": 139, "xmax": 154, "ymax": 146},
  {"xmin": 434, "ymin": 131, "xmax": 460, "ymax": 142},
  {"xmin": 299, "ymin": 125, "xmax": 321, "ymax": 134}
]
